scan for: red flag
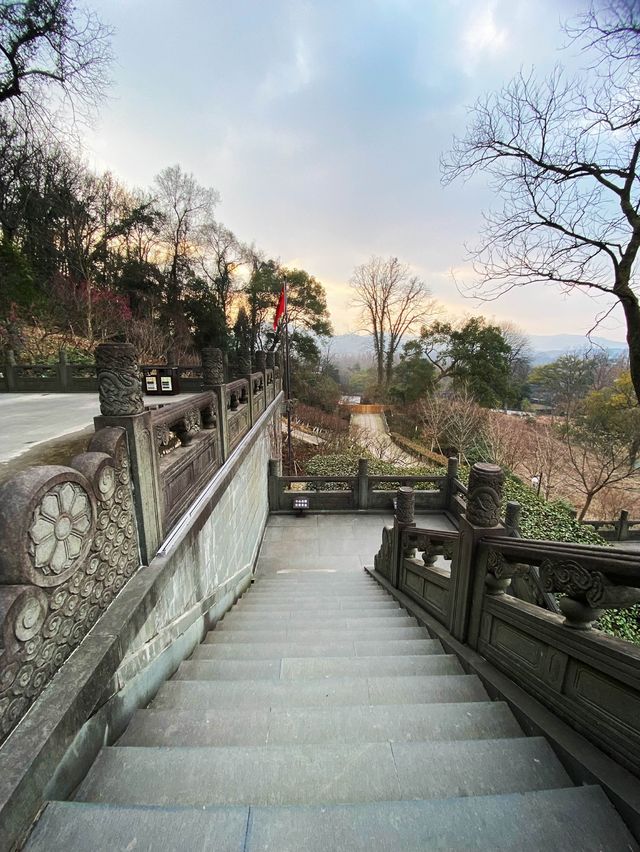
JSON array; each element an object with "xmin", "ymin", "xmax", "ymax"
[{"xmin": 273, "ymin": 286, "xmax": 285, "ymax": 329}]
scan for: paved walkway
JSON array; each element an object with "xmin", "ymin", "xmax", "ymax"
[
  {"xmin": 0, "ymin": 392, "xmax": 199, "ymax": 464},
  {"xmin": 350, "ymin": 412, "xmax": 418, "ymax": 467}
]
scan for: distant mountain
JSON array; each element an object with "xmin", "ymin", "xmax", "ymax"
[
  {"xmin": 326, "ymin": 333, "xmax": 372, "ymax": 357},
  {"xmin": 328, "ymin": 332, "xmax": 628, "ymax": 364},
  {"xmin": 528, "ymin": 334, "xmax": 627, "ymax": 365}
]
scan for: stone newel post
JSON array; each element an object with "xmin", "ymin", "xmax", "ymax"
[
  {"xmin": 391, "ymin": 486, "xmax": 416, "ymax": 588},
  {"xmin": 94, "ymin": 343, "xmax": 162, "ymax": 562},
  {"xmin": 202, "ymin": 347, "xmax": 229, "ymax": 462},
  {"xmin": 449, "ymin": 462, "xmax": 506, "ymax": 643},
  {"xmin": 96, "ymin": 343, "xmax": 144, "ymax": 416}
]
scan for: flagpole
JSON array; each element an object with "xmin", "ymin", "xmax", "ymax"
[{"xmin": 283, "ymin": 277, "xmax": 293, "ymax": 474}]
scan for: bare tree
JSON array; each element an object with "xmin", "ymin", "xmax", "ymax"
[
  {"xmin": 560, "ymin": 422, "xmax": 639, "ymax": 519},
  {"xmin": 419, "ymin": 389, "xmax": 488, "ymax": 465},
  {"xmin": 153, "ymin": 164, "xmax": 220, "ymax": 348},
  {"xmin": 442, "ymin": 2, "xmax": 640, "ymax": 406},
  {"xmin": 0, "ymin": 1, "xmax": 112, "ymax": 130},
  {"xmin": 350, "ymin": 255, "xmax": 436, "ymax": 388},
  {"xmin": 195, "ymin": 222, "xmax": 245, "ymax": 326}
]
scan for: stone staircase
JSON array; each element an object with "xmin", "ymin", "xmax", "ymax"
[{"xmin": 26, "ymin": 570, "xmax": 636, "ymax": 850}]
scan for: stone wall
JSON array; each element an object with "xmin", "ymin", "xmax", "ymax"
[{"xmin": 114, "ymin": 404, "xmax": 277, "ymax": 680}]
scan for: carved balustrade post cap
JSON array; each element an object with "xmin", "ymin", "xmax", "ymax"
[
  {"xmin": 255, "ymin": 350, "xmax": 267, "ymax": 370},
  {"xmin": 0, "ymin": 466, "xmax": 96, "ymax": 587},
  {"xmin": 396, "ymin": 486, "xmax": 415, "ymax": 525},
  {"xmin": 504, "ymin": 501, "xmax": 521, "ymax": 527},
  {"xmin": 238, "ymin": 348, "xmax": 252, "ymax": 377},
  {"xmin": 266, "ymin": 351, "xmax": 276, "ymax": 368},
  {"xmin": 202, "ymin": 347, "xmax": 225, "ymax": 387},
  {"xmin": 447, "ymin": 457, "xmax": 459, "ymax": 473},
  {"xmin": 465, "ymin": 462, "xmax": 505, "ymax": 528},
  {"xmin": 95, "ymin": 343, "xmax": 144, "ymax": 417}
]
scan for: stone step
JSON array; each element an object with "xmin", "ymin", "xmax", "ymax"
[
  {"xmin": 203, "ymin": 625, "xmax": 429, "ymax": 643},
  {"xmin": 187, "ymin": 639, "xmax": 441, "ymax": 660},
  {"xmin": 118, "ymin": 701, "xmax": 522, "ymax": 748},
  {"xmin": 73, "ymin": 738, "xmax": 571, "ymax": 807},
  {"xmin": 243, "ymin": 590, "xmax": 391, "ymax": 600},
  {"xmin": 221, "ymin": 609, "xmax": 410, "ymax": 626},
  {"xmin": 217, "ymin": 614, "xmax": 419, "ymax": 630},
  {"xmin": 151, "ymin": 674, "xmax": 489, "ymax": 710},
  {"xmin": 178, "ymin": 653, "xmax": 463, "ymax": 680},
  {"xmin": 237, "ymin": 600, "xmax": 400, "ymax": 611},
  {"xmin": 28, "ymin": 786, "xmax": 637, "ymax": 851}
]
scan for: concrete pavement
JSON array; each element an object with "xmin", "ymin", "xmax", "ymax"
[
  {"xmin": 350, "ymin": 412, "xmax": 418, "ymax": 467},
  {"xmin": 0, "ymin": 392, "xmax": 200, "ymax": 464}
]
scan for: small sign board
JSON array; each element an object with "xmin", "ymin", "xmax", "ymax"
[
  {"xmin": 160, "ymin": 376, "xmax": 173, "ymax": 392},
  {"xmin": 145, "ymin": 376, "xmax": 157, "ymax": 392}
]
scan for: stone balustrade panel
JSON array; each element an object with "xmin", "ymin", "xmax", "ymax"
[{"xmin": 0, "ymin": 427, "xmax": 140, "ymax": 744}]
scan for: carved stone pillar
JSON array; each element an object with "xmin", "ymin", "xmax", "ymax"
[
  {"xmin": 238, "ymin": 348, "xmax": 252, "ymax": 379},
  {"xmin": 94, "ymin": 344, "xmax": 161, "ymax": 561},
  {"xmin": 95, "ymin": 343, "xmax": 144, "ymax": 417},
  {"xmin": 396, "ymin": 487, "xmax": 415, "ymax": 525},
  {"xmin": 201, "ymin": 347, "xmax": 227, "ymax": 460},
  {"xmin": 391, "ymin": 486, "xmax": 416, "ymax": 588},
  {"xmin": 202, "ymin": 347, "xmax": 224, "ymax": 389},
  {"xmin": 452, "ymin": 462, "xmax": 507, "ymax": 645},
  {"xmin": 255, "ymin": 350, "xmax": 267, "ymax": 372},
  {"xmin": 466, "ymin": 463, "xmax": 505, "ymax": 527}
]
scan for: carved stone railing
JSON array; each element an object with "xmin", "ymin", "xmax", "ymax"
[
  {"xmin": 268, "ymin": 457, "xmax": 463, "ymax": 514},
  {"xmin": 251, "ymin": 371, "xmax": 265, "ymax": 420},
  {"xmin": 0, "ymin": 426, "xmax": 140, "ymax": 744},
  {"xmin": 226, "ymin": 378, "xmax": 251, "ymax": 452},
  {"xmin": 92, "ymin": 344, "xmax": 283, "ymax": 556},
  {"xmin": 266, "ymin": 368, "xmax": 275, "ymax": 404},
  {"xmin": 482, "ymin": 538, "xmax": 640, "ymax": 630},
  {"xmin": 369, "ymin": 461, "xmax": 640, "ymax": 778},
  {"xmin": 148, "ymin": 392, "xmax": 221, "ymax": 533},
  {"xmin": 583, "ymin": 510, "xmax": 640, "ymax": 543}
]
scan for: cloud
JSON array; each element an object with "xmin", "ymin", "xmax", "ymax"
[
  {"xmin": 82, "ymin": 0, "xmax": 628, "ymax": 344},
  {"xmin": 461, "ymin": 1, "xmax": 509, "ymax": 70}
]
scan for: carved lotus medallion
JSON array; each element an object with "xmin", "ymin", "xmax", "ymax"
[{"xmin": 28, "ymin": 482, "xmax": 92, "ymax": 577}]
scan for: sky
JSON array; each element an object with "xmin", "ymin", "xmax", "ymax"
[{"xmin": 82, "ymin": 0, "xmax": 628, "ymax": 343}]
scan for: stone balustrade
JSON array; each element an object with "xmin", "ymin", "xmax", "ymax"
[{"xmin": 370, "ymin": 461, "xmax": 640, "ymax": 778}]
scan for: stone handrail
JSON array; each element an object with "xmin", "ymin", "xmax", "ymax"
[
  {"xmin": 582, "ymin": 510, "xmax": 640, "ymax": 542},
  {"xmin": 369, "ymin": 461, "xmax": 640, "ymax": 778},
  {"xmin": 148, "ymin": 392, "xmax": 221, "ymax": 532},
  {"xmin": 482, "ymin": 537, "xmax": 640, "ymax": 629}
]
